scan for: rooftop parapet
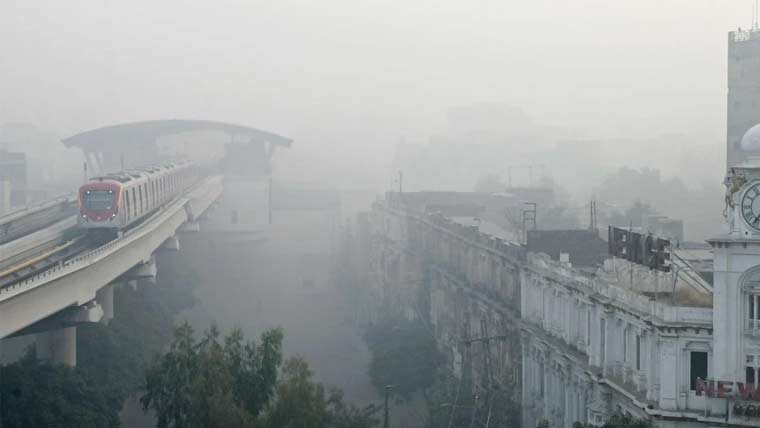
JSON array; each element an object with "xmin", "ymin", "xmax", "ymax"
[
  {"xmin": 731, "ymin": 26, "xmax": 760, "ymax": 43},
  {"xmin": 527, "ymin": 253, "xmax": 713, "ymax": 325}
]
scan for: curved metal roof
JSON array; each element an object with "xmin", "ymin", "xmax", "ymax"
[{"xmin": 62, "ymin": 119, "xmax": 292, "ymax": 149}]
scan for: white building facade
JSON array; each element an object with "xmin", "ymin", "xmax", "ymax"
[
  {"xmin": 520, "ymin": 254, "xmax": 720, "ymax": 428},
  {"xmin": 521, "ymin": 154, "xmax": 760, "ymax": 428}
]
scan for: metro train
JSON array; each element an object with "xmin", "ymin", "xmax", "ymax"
[{"xmin": 78, "ymin": 162, "xmax": 198, "ymax": 234}]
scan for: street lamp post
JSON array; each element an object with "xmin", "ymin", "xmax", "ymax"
[{"xmin": 383, "ymin": 384, "xmax": 394, "ymax": 428}]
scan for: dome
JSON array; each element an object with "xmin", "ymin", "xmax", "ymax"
[{"xmin": 741, "ymin": 124, "xmax": 760, "ymax": 151}]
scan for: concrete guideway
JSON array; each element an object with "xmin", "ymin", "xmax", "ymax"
[
  {"xmin": 0, "ymin": 195, "xmax": 77, "ymax": 245},
  {"xmin": 0, "ymin": 216, "xmax": 77, "ymax": 272},
  {"xmin": 0, "ymin": 175, "xmax": 223, "ymax": 340}
]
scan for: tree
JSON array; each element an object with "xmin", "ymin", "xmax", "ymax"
[
  {"xmin": 323, "ymin": 388, "xmax": 379, "ymax": 428},
  {"xmin": 0, "ymin": 352, "xmax": 122, "ymax": 428},
  {"xmin": 572, "ymin": 414, "xmax": 652, "ymax": 428},
  {"xmin": 263, "ymin": 357, "xmax": 379, "ymax": 428},
  {"xmin": 364, "ymin": 318, "xmax": 445, "ymax": 400},
  {"xmin": 602, "ymin": 414, "xmax": 652, "ymax": 428},
  {"xmin": 263, "ymin": 357, "xmax": 326, "ymax": 428},
  {"xmin": 141, "ymin": 323, "xmax": 283, "ymax": 428}
]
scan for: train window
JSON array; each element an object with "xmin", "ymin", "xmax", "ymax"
[
  {"xmin": 132, "ymin": 189, "xmax": 137, "ymax": 217},
  {"xmin": 138, "ymin": 186, "xmax": 143, "ymax": 213},
  {"xmin": 84, "ymin": 190, "xmax": 115, "ymax": 211},
  {"xmin": 125, "ymin": 190, "xmax": 130, "ymax": 219}
]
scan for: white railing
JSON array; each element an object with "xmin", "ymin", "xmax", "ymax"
[{"xmin": 527, "ymin": 253, "xmax": 713, "ymax": 326}]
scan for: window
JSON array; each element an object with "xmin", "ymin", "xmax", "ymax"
[
  {"xmin": 623, "ymin": 328, "xmax": 628, "ymax": 363},
  {"xmin": 600, "ymin": 318, "xmax": 606, "ymax": 367},
  {"xmin": 747, "ymin": 354, "xmax": 760, "ymax": 387},
  {"xmin": 636, "ymin": 335, "xmax": 641, "ymax": 371},
  {"xmin": 125, "ymin": 190, "xmax": 130, "ymax": 219},
  {"xmin": 138, "ymin": 186, "xmax": 143, "ymax": 212},
  {"xmin": 749, "ymin": 294, "xmax": 760, "ymax": 330},
  {"xmin": 83, "ymin": 190, "xmax": 115, "ymax": 211},
  {"xmin": 131, "ymin": 189, "xmax": 137, "ymax": 215},
  {"xmin": 690, "ymin": 351, "xmax": 708, "ymax": 390},
  {"xmin": 539, "ymin": 361, "xmax": 544, "ymax": 398}
]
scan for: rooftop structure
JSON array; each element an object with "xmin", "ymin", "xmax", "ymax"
[
  {"xmin": 62, "ymin": 119, "xmax": 293, "ymax": 175},
  {"xmin": 0, "ymin": 150, "xmax": 27, "ymax": 208},
  {"xmin": 727, "ymin": 28, "xmax": 760, "ymax": 168}
]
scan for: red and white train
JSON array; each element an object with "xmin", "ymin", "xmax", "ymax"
[{"xmin": 78, "ymin": 162, "xmax": 198, "ymax": 233}]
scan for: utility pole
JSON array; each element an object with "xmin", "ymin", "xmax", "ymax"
[
  {"xmin": 629, "ymin": 220, "xmax": 634, "ymax": 288},
  {"xmin": 383, "ymin": 384, "xmax": 393, "ymax": 428},
  {"xmin": 522, "ymin": 202, "xmax": 537, "ymax": 245},
  {"xmin": 459, "ymin": 318, "xmax": 509, "ymax": 428}
]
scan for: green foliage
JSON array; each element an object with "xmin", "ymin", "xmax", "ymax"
[
  {"xmin": 536, "ymin": 419, "xmax": 550, "ymax": 428},
  {"xmin": 141, "ymin": 323, "xmax": 282, "ymax": 428},
  {"xmin": 77, "ymin": 282, "xmax": 196, "ymax": 402},
  {"xmin": 143, "ymin": 328, "xmax": 377, "ymax": 428},
  {"xmin": 572, "ymin": 414, "xmax": 652, "ymax": 428},
  {"xmin": 262, "ymin": 357, "xmax": 379, "ymax": 428},
  {"xmin": 0, "ymin": 352, "xmax": 121, "ymax": 428},
  {"xmin": 263, "ymin": 357, "xmax": 326, "ymax": 428},
  {"xmin": 364, "ymin": 318, "xmax": 445, "ymax": 400},
  {"xmin": 602, "ymin": 414, "xmax": 652, "ymax": 428},
  {"xmin": 322, "ymin": 388, "xmax": 380, "ymax": 428},
  {"xmin": 0, "ymin": 253, "xmax": 199, "ymax": 428},
  {"xmin": 423, "ymin": 368, "xmax": 471, "ymax": 428}
]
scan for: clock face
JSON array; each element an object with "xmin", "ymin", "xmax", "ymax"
[{"xmin": 742, "ymin": 183, "xmax": 760, "ymax": 230}]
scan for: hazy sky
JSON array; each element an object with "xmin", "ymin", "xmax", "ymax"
[{"xmin": 0, "ymin": 0, "xmax": 753, "ymax": 187}]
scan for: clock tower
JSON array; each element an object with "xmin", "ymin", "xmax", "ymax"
[{"xmin": 711, "ymin": 127, "xmax": 760, "ymax": 389}]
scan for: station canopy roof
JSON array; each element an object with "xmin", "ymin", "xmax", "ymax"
[{"xmin": 62, "ymin": 119, "xmax": 293, "ymax": 149}]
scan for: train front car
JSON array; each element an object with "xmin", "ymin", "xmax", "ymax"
[{"xmin": 78, "ymin": 180, "xmax": 123, "ymax": 240}]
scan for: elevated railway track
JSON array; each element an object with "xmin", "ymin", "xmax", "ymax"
[
  {"xmin": 0, "ymin": 175, "xmax": 222, "ymax": 339},
  {"xmin": 0, "ymin": 195, "xmax": 77, "ymax": 245}
]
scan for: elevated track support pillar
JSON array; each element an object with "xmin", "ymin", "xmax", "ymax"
[
  {"xmin": 161, "ymin": 235, "xmax": 180, "ymax": 251},
  {"xmin": 97, "ymin": 283, "xmax": 115, "ymax": 324},
  {"xmin": 36, "ymin": 326, "xmax": 76, "ymax": 367},
  {"xmin": 126, "ymin": 255, "xmax": 157, "ymax": 284},
  {"xmin": 180, "ymin": 222, "xmax": 200, "ymax": 233}
]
